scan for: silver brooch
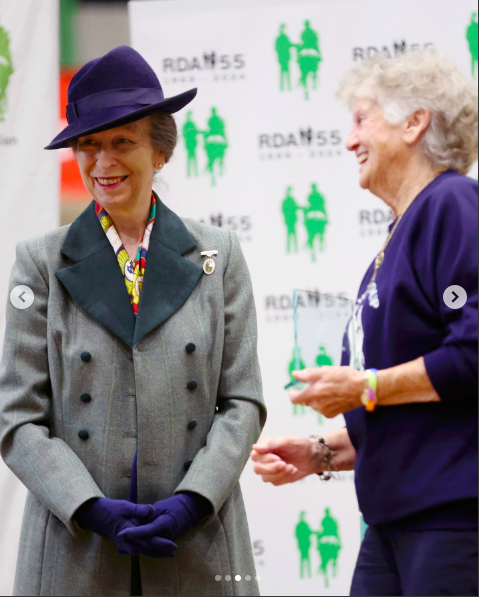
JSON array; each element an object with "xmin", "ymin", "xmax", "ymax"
[{"xmin": 201, "ymin": 250, "xmax": 218, "ymax": 275}]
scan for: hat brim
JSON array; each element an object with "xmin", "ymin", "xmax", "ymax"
[{"xmin": 46, "ymin": 88, "xmax": 197, "ymax": 150}]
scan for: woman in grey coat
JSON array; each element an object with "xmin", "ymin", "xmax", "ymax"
[{"xmin": 0, "ymin": 46, "xmax": 266, "ymax": 597}]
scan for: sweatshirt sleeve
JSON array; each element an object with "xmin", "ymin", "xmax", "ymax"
[{"xmin": 420, "ymin": 179, "xmax": 478, "ymax": 401}]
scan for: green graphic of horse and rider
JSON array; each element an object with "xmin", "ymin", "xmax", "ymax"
[
  {"xmin": 466, "ymin": 12, "xmax": 478, "ymax": 78},
  {"xmin": 182, "ymin": 108, "xmax": 228, "ymax": 186},
  {"xmin": 288, "ymin": 345, "xmax": 333, "ymax": 423},
  {"xmin": 275, "ymin": 21, "xmax": 322, "ymax": 100},
  {"xmin": 0, "ymin": 21, "xmax": 14, "ymax": 122},
  {"xmin": 282, "ymin": 184, "xmax": 329, "ymax": 262},
  {"xmin": 295, "ymin": 509, "xmax": 342, "ymax": 587}
]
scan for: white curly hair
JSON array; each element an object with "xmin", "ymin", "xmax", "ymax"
[{"xmin": 336, "ymin": 49, "xmax": 478, "ymax": 175}]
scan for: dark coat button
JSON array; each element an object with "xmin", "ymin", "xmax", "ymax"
[
  {"xmin": 186, "ymin": 343, "xmax": 196, "ymax": 354},
  {"xmin": 80, "ymin": 393, "xmax": 92, "ymax": 403},
  {"xmin": 184, "ymin": 459, "xmax": 194, "ymax": 471},
  {"xmin": 187, "ymin": 419, "xmax": 198, "ymax": 430},
  {"xmin": 81, "ymin": 351, "xmax": 92, "ymax": 363},
  {"xmin": 187, "ymin": 379, "xmax": 198, "ymax": 391},
  {"xmin": 78, "ymin": 430, "xmax": 90, "ymax": 440}
]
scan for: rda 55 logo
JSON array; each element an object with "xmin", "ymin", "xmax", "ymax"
[
  {"xmin": 259, "ymin": 127, "xmax": 342, "ymax": 161},
  {"xmin": 353, "ymin": 40, "xmax": 434, "ymax": 62},
  {"xmin": 162, "ymin": 52, "xmax": 246, "ymax": 83},
  {"xmin": 199, "ymin": 212, "xmax": 253, "ymax": 243},
  {"xmin": 358, "ymin": 208, "xmax": 394, "ymax": 238}
]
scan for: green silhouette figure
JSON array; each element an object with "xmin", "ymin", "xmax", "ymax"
[
  {"xmin": 316, "ymin": 345, "xmax": 333, "ymax": 368},
  {"xmin": 360, "ymin": 515, "xmax": 368, "ymax": 542},
  {"xmin": 203, "ymin": 107, "xmax": 228, "ymax": 187},
  {"xmin": 0, "ymin": 22, "xmax": 14, "ymax": 122},
  {"xmin": 275, "ymin": 24, "xmax": 294, "ymax": 92},
  {"xmin": 182, "ymin": 111, "xmax": 200, "ymax": 178},
  {"xmin": 296, "ymin": 20, "xmax": 322, "ymax": 100},
  {"xmin": 289, "ymin": 349, "xmax": 306, "ymax": 416},
  {"xmin": 289, "ymin": 350, "xmax": 323, "ymax": 423},
  {"xmin": 315, "ymin": 508, "xmax": 342, "ymax": 588},
  {"xmin": 282, "ymin": 186, "xmax": 300, "ymax": 253},
  {"xmin": 466, "ymin": 12, "xmax": 478, "ymax": 78},
  {"xmin": 295, "ymin": 511, "xmax": 313, "ymax": 579},
  {"xmin": 315, "ymin": 347, "xmax": 333, "ymax": 422},
  {"xmin": 303, "ymin": 184, "xmax": 329, "ymax": 262}
]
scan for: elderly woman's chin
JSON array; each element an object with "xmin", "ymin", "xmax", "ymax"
[
  {"xmin": 358, "ymin": 161, "xmax": 371, "ymax": 190},
  {"xmin": 89, "ymin": 177, "xmax": 132, "ymax": 208}
]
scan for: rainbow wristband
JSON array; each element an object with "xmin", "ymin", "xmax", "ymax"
[{"xmin": 362, "ymin": 368, "xmax": 378, "ymax": 412}]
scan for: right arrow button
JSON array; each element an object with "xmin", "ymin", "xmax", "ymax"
[{"xmin": 444, "ymin": 286, "xmax": 468, "ymax": 310}]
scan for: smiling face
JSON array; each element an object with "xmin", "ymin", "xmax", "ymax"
[
  {"xmin": 74, "ymin": 118, "xmax": 164, "ymax": 211},
  {"xmin": 346, "ymin": 98, "xmax": 407, "ymax": 197}
]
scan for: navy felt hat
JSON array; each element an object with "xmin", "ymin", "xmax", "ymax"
[{"xmin": 46, "ymin": 46, "xmax": 197, "ymax": 150}]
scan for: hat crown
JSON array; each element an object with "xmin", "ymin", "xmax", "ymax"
[{"xmin": 68, "ymin": 46, "xmax": 162, "ymax": 104}]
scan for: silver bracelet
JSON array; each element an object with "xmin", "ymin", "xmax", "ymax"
[{"xmin": 310, "ymin": 435, "xmax": 336, "ymax": 481}]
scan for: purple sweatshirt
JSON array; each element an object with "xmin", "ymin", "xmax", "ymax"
[{"xmin": 342, "ymin": 171, "xmax": 478, "ymax": 527}]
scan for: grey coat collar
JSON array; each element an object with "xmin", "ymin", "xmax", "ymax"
[{"xmin": 56, "ymin": 193, "xmax": 203, "ymax": 348}]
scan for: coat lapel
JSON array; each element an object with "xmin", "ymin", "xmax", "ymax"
[
  {"xmin": 56, "ymin": 201, "xmax": 137, "ymax": 347},
  {"xmin": 55, "ymin": 196, "xmax": 203, "ymax": 349},
  {"xmin": 133, "ymin": 196, "xmax": 203, "ymax": 346}
]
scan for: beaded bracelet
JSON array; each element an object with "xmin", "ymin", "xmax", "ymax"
[{"xmin": 309, "ymin": 436, "xmax": 337, "ymax": 481}]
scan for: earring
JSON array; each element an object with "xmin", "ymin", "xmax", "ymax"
[{"xmin": 157, "ymin": 164, "xmax": 164, "ymax": 170}]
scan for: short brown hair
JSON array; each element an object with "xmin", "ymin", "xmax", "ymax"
[
  {"xmin": 69, "ymin": 112, "xmax": 179, "ymax": 163},
  {"xmin": 149, "ymin": 111, "xmax": 178, "ymax": 163}
]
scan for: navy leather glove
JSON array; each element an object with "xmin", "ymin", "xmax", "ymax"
[
  {"xmin": 118, "ymin": 492, "xmax": 212, "ymax": 546},
  {"xmin": 75, "ymin": 497, "xmax": 178, "ymax": 558}
]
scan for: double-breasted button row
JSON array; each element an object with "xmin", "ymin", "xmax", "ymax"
[
  {"xmin": 80, "ymin": 353, "xmax": 91, "ymax": 436},
  {"xmin": 187, "ymin": 379, "xmax": 198, "ymax": 391},
  {"xmin": 186, "ymin": 344, "xmax": 198, "ymax": 392},
  {"xmin": 187, "ymin": 419, "xmax": 198, "ymax": 430}
]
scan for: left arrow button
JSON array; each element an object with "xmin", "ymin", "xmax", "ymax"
[{"xmin": 10, "ymin": 286, "xmax": 34, "ymax": 310}]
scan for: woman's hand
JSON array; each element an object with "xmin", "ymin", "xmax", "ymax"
[
  {"xmin": 290, "ymin": 366, "xmax": 364, "ymax": 418},
  {"xmin": 251, "ymin": 436, "xmax": 325, "ymax": 486},
  {"xmin": 118, "ymin": 493, "xmax": 211, "ymax": 549},
  {"xmin": 251, "ymin": 430, "xmax": 357, "ymax": 486},
  {"xmin": 74, "ymin": 498, "xmax": 177, "ymax": 558}
]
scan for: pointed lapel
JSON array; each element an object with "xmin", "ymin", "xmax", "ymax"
[
  {"xmin": 55, "ymin": 201, "xmax": 137, "ymax": 347},
  {"xmin": 133, "ymin": 196, "xmax": 203, "ymax": 346}
]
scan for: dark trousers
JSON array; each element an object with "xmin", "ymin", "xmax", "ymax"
[
  {"xmin": 131, "ymin": 556, "xmax": 142, "ymax": 596},
  {"xmin": 350, "ymin": 526, "xmax": 478, "ymax": 596}
]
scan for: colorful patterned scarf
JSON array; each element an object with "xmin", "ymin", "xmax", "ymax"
[{"xmin": 95, "ymin": 194, "xmax": 157, "ymax": 316}]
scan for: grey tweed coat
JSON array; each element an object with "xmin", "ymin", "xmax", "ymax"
[{"xmin": 0, "ymin": 197, "xmax": 266, "ymax": 597}]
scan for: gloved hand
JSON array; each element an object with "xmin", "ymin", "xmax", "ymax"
[
  {"xmin": 74, "ymin": 497, "xmax": 178, "ymax": 558},
  {"xmin": 118, "ymin": 492, "xmax": 212, "ymax": 547}
]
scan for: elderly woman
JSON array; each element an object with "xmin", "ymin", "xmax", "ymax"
[
  {"xmin": 252, "ymin": 50, "xmax": 478, "ymax": 596},
  {"xmin": 0, "ymin": 46, "xmax": 265, "ymax": 597}
]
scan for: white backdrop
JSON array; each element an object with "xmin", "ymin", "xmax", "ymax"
[
  {"xmin": 130, "ymin": 1, "xmax": 478, "ymax": 595},
  {"xmin": 0, "ymin": 0, "xmax": 59, "ymax": 594}
]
